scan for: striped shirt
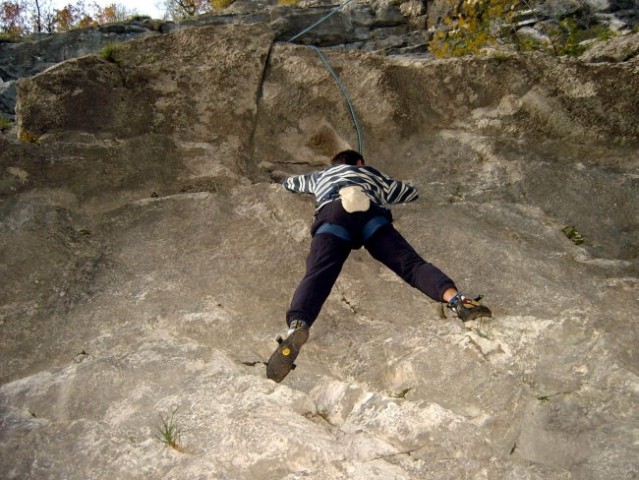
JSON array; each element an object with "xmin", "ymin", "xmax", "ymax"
[{"xmin": 283, "ymin": 164, "xmax": 419, "ymax": 211}]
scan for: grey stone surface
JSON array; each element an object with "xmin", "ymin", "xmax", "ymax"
[
  {"xmin": 2, "ymin": 0, "xmax": 638, "ymax": 120},
  {"xmin": 1, "ymin": 22, "xmax": 638, "ymax": 480},
  {"xmin": 0, "ymin": 79, "xmax": 16, "ymax": 120},
  {"xmin": 581, "ymin": 31, "xmax": 639, "ymax": 62}
]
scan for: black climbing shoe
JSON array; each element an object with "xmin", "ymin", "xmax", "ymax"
[
  {"xmin": 448, "ymin": 293, "xmax": 492, "ymax": 322},
  {"xmin": 266, "ymin": 320, "xmax": 310, "ymax": 383}
]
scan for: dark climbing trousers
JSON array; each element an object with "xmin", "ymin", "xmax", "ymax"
[{"xmin": 286, "ymin": 200, "xmax": 457, "ymax": 327}]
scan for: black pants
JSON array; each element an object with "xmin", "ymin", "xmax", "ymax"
[{"xmin": 286, "ymin": 201, "xmax": 456, "ymax": 327}]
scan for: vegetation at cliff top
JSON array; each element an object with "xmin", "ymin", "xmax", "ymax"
[
  {"xmin": 0, "ymin": 1, "xmax": 136, "ymax": 35},
  {"xmin": 429, "ymin": 0, "xmax": 618, "ymax": 58},
  {"xmin": 0, "ymin": 0, "xmax": 622, "ymax": 56},
  {"xmin": 0, "ymin": 0, "xmax": 302, "ymax": 37}
]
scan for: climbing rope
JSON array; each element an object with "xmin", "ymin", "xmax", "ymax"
[
  {"xmin": 287, "ymin": 0, "xmax": 364, "ymax": 155},
  {"xmin": 288, "ymin": 0, "xmax": 355, "ymax": 43},
  {"xmin": 307, "ymin": 45, "xmax": 364, "ymax": 155}
]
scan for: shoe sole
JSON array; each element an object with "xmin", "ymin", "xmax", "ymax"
[
  {"xmin": 266, "ymin": 328, "xmax": 309, "ymax": 383},
  {"xmin": 460, "ymin": 307, "xmax": 492, "ymax": 322}
]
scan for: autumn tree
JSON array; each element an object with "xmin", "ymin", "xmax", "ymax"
[
  {"xmin": 31, "ymin": 0, "xmax": 43, "ymax": 31},
  {"xmin": 163, "ymin": 0, "xmax": 210, "ymax": 19},
  {"xmin": 1, "ymin": 1, "xmax": 139, "ymax": 35},
  {"xmin": 0, "ymin": 1, "xmax": 26, "ymax": 36},
  {"xmin": 51, "ymin": 3, "xmax": 78, "ymax": 31},
  {"xmin": 94, "ymin": 3, "xmax": 135, "ymax": 24},
  {"xmin": 48, "ymin": 2, "xmax": 136, "ymax": 32}
]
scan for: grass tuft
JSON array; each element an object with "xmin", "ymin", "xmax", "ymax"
[
  {"xmin": 0, "ymin": 117, "xmax": 12, "ymax": 131},
  {"xmin": 100, "ymin": 43, "xmax": 123, "ymax": 64},
  {"xmin": 562, "ymin": 225, "xmax": 586, "ymax": 245},
  {"xmin": 157, "ymin": 408, "xmax": 184, "ymax": 452}
]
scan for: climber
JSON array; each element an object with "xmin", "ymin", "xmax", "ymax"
[{"xmin": 266, "ymin": 149, "xmax": 492, "ymax": 382}]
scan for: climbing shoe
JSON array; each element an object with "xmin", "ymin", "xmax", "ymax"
[
  {"xmin": 447, "ymin": 293, "xmax": 492, "ymax": 322},
  {"xmin": 266, "ymin": 320, "xmax": 309, "ymax": 383}
]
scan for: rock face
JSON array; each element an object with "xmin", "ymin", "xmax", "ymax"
[
  {"xmin": 0, "ymin": 1, "xmax": 427, "ymax": 119},
  {"xmin": 2, "ymin": 0, "xmax": 638, "ymax": 120},
  {"xmin": 0, "ymin": 18, "xmax": 165, "ymax": 120},
  {"xmin": 1, "ymin": 22, "xmax": 638, "ymax": 480}
]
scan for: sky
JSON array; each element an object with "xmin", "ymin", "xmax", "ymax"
[
  {"xmin": 119, "ymin": 0, "xmax": 166, "ymax": 18},
  {"xmin": 50, "ymin": 0, "xmax": 167, "ymax": 20}
]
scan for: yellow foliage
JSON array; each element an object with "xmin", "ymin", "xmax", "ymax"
[
  {"xmin": 210, "ymin": 0, "xmax": 234, "ymax": 9},
  {"xmin": 19, "ymin": 129, "xmax": 39, "ymax": 143},
  {"xmin": 430, "ymin": 0, "xmax": 521, "ymax": 58}
]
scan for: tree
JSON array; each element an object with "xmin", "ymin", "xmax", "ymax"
[
  {"xmin": 49, "ymin": 2, "xmax": 134, "ymax": 32},
  {"xmin": 163, "ymin": 0, "xmax": 210, "ymax": 19},
  {"xmin": 0, "ymin": 1, "xmax": 26, "ymax": 36},
  {"xmin": 1, "ymin": 0, "xmax": 140, "ymax": 34},
  {"xmin": 52, "ymin": 3, "xmax": 79, "ymax": 31},
  {"xmin": 27, "ymin": 0, "xmax": 59, "ymax": 33},
  {"xmin": 32, "ymin": 0, "xmax": 42, "ymax": 31},
  {"xmin": 41, "ymin": 4, "xmax": 58, "ymax": 32},
  {"xmin": 94, "ymin": 3, "xmax": 134, "ymax": 24}
]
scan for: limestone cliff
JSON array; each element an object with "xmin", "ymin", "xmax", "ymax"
[{"xmin": 0, "ymin": 21, "xmax": 637, "ymax": 480}]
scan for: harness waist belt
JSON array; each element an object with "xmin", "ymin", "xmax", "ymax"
[
  {"xmin": 362, "ymin": 216, "xmax": 390, "ymax": 241},
  {"xmin": 315, "ymin": 223, "xmax": 352, "ymax": 242},
  {"xmin": 315, "ymin": 216, "xmax": 390, "ymax": 243}
]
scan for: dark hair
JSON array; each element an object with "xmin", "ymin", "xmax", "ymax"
[{"xmin": 331, "ymin": 150, "xmax": 364, "ymax": 166}]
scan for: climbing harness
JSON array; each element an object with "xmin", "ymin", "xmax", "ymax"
[
  {"xmin": 287, "ymin": 0, "xmax": 364, "ymax": 154},
  {"xmin": 315, "ymin": 216, "xmax": 389, "ymax": 243}
]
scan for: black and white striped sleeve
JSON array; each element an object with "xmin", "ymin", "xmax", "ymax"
[
  {"xmin": 282, "ymin": 172, "xmax": 319, "ymax": 194},
  {"xmin": 381, "ymin": 171, "xmax": 419, "ymax": 205}
]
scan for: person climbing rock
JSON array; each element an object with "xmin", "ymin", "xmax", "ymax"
[{"xmin": 266, "ymin": 150, "xmax": 491, "ymax": 382}]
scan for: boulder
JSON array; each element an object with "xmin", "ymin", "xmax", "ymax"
[
  {"xmin": 0, "ymin": 79, "xmax": 16, "ymax": 120},
  {"xmin": 16, "ymin": 24, "xmax": 274, "ymax": 181}
]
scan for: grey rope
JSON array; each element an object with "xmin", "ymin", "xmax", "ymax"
[
  {"xmin": 308, "ymin": 45, "xmax": 364, "ymax": 155},
  {"xmin": 288, "ymin": 0, "xmax": 355, "ymax": 43},
  {"xmin": 287, "ymin": 0, "xmax": 364, "ymax": 154}
]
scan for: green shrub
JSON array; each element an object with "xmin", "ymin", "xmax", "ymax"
[
  {"xmin": 429, "ymin": 0, "xmax": 617, "ymax": 58},
  {"xmin": 596, "ymin": 27, "xmax": 616, "ymax": 42},
  {"xmin": 0, "ymin": 117, "xmax": 12, "ymax": 131},
  {"xmin": 513, "ymin": 36, "xmax": 544, "ymax": 53},
  {"xmin": 549, "ymin": 20, "xmax": 617, "ymax": 56},
  {"xmin": 0, "ymin": 32, "xmax": 20, "ymax": 43},
  {"xmin": 553, "ymin": 18, "xmax": 588, "ymax": 56}
]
